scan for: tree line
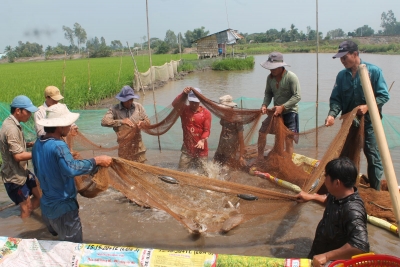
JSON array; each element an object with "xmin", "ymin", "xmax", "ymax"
[{"xmin": 3, "ymin": 10, "xmax": 400, "ymax": 63}]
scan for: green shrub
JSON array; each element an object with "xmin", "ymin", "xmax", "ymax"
[
  {"xmin": 211, "ymin": 56, "xmax": 255, "ymax": 71},
  {"xmin": 178, "ymin": 62, "xmax": 195, "ymax": 72}
]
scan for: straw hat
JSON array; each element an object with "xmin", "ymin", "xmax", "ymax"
[
  {"xmin": 219, "ymin": 95, "xmax": 237, "ymax": 107},
  {"xmin": 36, "ymin": 103, "xmax": 79, "ymax": 127}
]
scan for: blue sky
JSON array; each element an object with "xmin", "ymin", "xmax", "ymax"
[{"xmin": 1, "ymin": 0, "xmax": 399, "ymax": 50}]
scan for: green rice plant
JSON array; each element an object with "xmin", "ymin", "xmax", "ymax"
[
  {"xmin": 177, "ymin": 62, "xmax": 195, "ymax": 72},
  {"xmin": 211, "ymin": 56, "xmax": 255, "ymax": 71},
  {"xmin": 0, "ymin": 54, "xmax": 197, "ymax": 109}
]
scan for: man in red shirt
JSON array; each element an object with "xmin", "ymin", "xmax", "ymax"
[{"xmin": 172, "ymin": 87, "xmax": 211, "ymax": 174}]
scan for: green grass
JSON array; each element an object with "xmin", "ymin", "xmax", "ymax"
[
  {"xmin": 0, "ymin": 54, "xmax": 197, "ymax": 109},
  {"xmin": 177, "ymin": 61, "xmax": 195, "ymax": 72},
  {"xmin": 229, "ymin": 40, "xmax": 400, "ymax": 55},
  {"xmin": 211, "ymin": 56, "xmax": 255, "ymax": 71}
]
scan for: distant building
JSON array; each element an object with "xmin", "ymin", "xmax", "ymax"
[
  {"xmin": 0, "ymin": 53, "xmax": 6, "ymax": 58},
  {"xmin": 193, "ymin": 29, "xmax": 244, "ymax": 59}
]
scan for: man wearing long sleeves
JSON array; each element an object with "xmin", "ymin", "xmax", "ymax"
[
  {"xmin": 325, "ymin": 41, "xmax": 390, "ymax": 190},
  {"xmin": 101, "ymin": 86, "xmax": 149, "ymax": 162},
  {"xmin": 32, "ymin": 103, "xmax": 112, "ymax": 242},
  {"xmin": 258, "ymin": 52, "xmax": 301, "ymax": 159},
  {"xmin": 172, "ymin": 87, "xmax": 211, "ymax": 174}
]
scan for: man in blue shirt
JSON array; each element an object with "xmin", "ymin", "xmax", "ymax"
[
  {"xmin": 325, "ymin": 41, "xmax": 390, "ymax": 190},
  {"xmin": 32, "ymin": 103, "xmax": 112, "ymax": 242}
]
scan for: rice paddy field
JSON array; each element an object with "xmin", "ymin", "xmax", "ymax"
[{"xmin": 0, "ymin": 54, "xmax": 197, "ymax": 109}]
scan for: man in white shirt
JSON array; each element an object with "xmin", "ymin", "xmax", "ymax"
[{"xmin": 34, "ymin": 86, "xmax": 77, "ymax": 137}]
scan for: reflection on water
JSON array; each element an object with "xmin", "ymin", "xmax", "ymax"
[{"xmin": 1, "ymin": 54, "xmax": 400, "ymax": 257}]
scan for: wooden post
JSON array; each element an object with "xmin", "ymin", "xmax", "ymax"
[
  {"xmin": 87, "ymin": 52, "xmax": 91, "ymax": 91},
  {"xmin": 127, "ymin": 42, "xmax": 145, "ymax": 95},
  {"xmin": 146, "ymin": 0, "xmax": 161, "ymax": 153},
  {"xmin": 358, "ymin": 64, "xmax": 400, "ymax": 237},
  {"xmin": 62, "ymin": 51, "xmax": 67, "ymax": 96},
  {"xmin": 117, "ymin": 50, "xmax": 122, "ymax": 84}
]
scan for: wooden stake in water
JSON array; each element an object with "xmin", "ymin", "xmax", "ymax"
[
  {"xmin": 118, "ymin": 49, "xmax": 122, "ymax": 84},
  {"xmin": 127, "ymin": 42, "xmax": 145, "ymax": 95},
  {"xmin": 87, "ymin": 52, "xmax": 91, "ymax": 91},
  {"xmin": 146, "ymin": 0, "xmax": 161, "ymax": 153},
  {"xmin": 62, "ymin": 51, "xmax": 67, "ymax": 96}
]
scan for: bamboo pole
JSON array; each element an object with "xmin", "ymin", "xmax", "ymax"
[
  {"xmin": 127, "ymin": 42, "xmax": 145, "ymax": 95},
  {"xmin": 117, "ymin": 50, "xmax": 122, "ymax": 84},
  {"xmin": 146, "ymin": 0, "xmax": 161, "ymax": 153},
  {"xmin": 62, "ymin": 51, "xmax": 67, "ymax": 96},
  {"xmin": 389, "ymin": 81, "xmax": 395, "ymax": 92},
  {"xmin": 87, "ymin": 52, "xmax": 91, "ymax": 91},
  {"xmin": 315, "ymin": 0, "xmax": 319, "ymax": 149},
  {"xmin": 179, "ymin": 32, "xmax": 182, "ymax": 60},
  {"xmin": 358, "ymin": 64, "xmax": 400, "ymax": 237}
]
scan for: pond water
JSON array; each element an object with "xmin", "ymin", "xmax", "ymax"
[{"xmin": 1, "ymin": 53, "xmax": 399, "ymax": 258}]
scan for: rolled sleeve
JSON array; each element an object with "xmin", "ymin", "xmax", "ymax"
[
  {"xmin": 200, "ymin": 109, "xmax": 211, "ymax": 140},
  {"xmin": 101, "ymin": 108, "xmax": 122, "ymax": 127},
  {"xmin": 7, "ymin": 128, "xmax": 25, "ymax": 155}
]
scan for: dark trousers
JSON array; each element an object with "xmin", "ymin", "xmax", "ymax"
[{"xmin": 364, "ymin": 122, "xmax": 383, "ymax": 190}]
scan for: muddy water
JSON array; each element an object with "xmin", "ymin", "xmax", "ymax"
[{"xmin": 1, "ymin": 54, "xmax": 400, "ymax": 258}]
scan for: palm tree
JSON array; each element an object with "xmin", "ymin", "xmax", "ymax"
[{"xmin": 4, "ymin": 45, "xmax": 12, "ymax": 55}]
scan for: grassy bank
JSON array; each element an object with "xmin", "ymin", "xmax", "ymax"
[
  {"xmin": 0, "ymin": 54, "xmax": 197, "ymax": 109},
  {"xmin": 229, "ymin": 39, "xmax": 400, "ymax": 55},
  {"xmin": 212, "ymin": 56, "xmax": 255, "ymax": 71}
]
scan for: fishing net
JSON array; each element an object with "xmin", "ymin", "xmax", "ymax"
[
  {"xmin": 134, "ymin": 60, "xmax": 179, "ymax": 88},
  {"xmin": 0, "ymin": 92, "xmax": 397, "ymax": 232}
]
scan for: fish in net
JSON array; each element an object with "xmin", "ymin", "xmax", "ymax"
[{"xmin": 68, "ymin": 89, "xmax": 396, "ymax": 233}]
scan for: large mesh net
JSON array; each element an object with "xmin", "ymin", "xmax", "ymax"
[
  {"xmin": 134, "ymin": 60, "xmax": 179, "ymax": 88},
  {"xmin": 0, "ymin": 90, "xmax": 398, "ymax": 232}
]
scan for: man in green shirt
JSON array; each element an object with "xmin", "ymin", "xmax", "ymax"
[{"xmin": 258, "ymin": 52, "xmax": 301, "ymax": 160}]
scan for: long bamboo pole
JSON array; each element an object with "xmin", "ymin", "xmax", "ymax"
[
  {"xmin": 358, "ymin": 64, "xmax": 400, "ymax": 237},
  {"xmin": 315, "ymin": 0, "xmax": 319, "ymax": 149},
  {"xmin": 127, "ymin": 42, "xmax": 145, "ymax": 95},
  {"xmin": 87, "ymin": 52, "xmax": 91, "ymax": 91},
  {"xmin": 62, "ymin": 51, "xmax": 67, "ymax": 96},
  {"xmin": 117, "ymin": 50, "xmax": 122, "ymax": 84},
  {"xmin": 146, "ymin": 0, "xmax": 161, "ymax": 152}
]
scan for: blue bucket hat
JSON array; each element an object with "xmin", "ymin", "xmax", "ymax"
[
  {"xmin": 11, "ymin": 95, "xmax": 38, "ymax": 113},
  {"xmin": 188, "ymin": 88, "xmax": 201, "ymax": 103},
  {"xmin": 115, "ymin": 86, "xmax": 139, "ymax": 102}
]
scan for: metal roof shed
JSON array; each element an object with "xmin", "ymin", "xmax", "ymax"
[{"xmin": 193, "ymin": 29, "xmax": 243, "ymax": 59}]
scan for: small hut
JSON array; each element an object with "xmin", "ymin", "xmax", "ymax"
[{"xmin": 193, "ymin": 29, "xmax": 244, "ymax": 59}]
